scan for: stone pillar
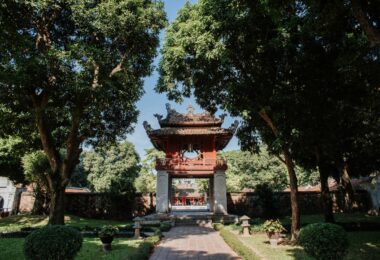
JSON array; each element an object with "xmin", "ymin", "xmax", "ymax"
[
  {"xmin": 168, "ymin": 176, "xmax": 173, "ymax": 211},
  {"xmin": 213, "ymin": 170, "xmax": 227, "ymax": 214},
  {"xmin": 156, "ymin": 170, "xmax": 169, "ymax": 213},
  {"xmin": 208, "ymin": 177, "xmax": 214, "ymax": 212}
]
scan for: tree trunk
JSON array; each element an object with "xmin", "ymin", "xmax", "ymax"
[
  {"xmin": 48, "ymin": 182, "xmax": 65, "ymax": 225},
  {"xmin": 319, "ymin": 167, "xmax": 334, "ymax": 223},
  {"xmin": 283, "ymin": 149, "xmax": 300, "ymax": 241},
  {"xmin": 340, "ymin": 162, "xmax": 355, "ymax": 212},
  {"xmin": 258, "ymin": 110, "xmax": 300, "ymax": 240}
]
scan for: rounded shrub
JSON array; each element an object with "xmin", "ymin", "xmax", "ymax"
[
  {"xmin": 24, "ymin": 225, "xmax": 83, "ymax": 260},
  {"xmin": 298, "ymin": 223, "xmax": 348, "ymax": 260}
]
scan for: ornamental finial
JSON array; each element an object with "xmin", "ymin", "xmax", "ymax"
[{"xmin": 187, "ymin": 103, "xmax": 194, "ymax": 115}]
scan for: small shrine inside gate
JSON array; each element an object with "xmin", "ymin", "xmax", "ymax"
[{"xmin": 143, "ymin": 104, "xmax": 238, "ymax": 214}]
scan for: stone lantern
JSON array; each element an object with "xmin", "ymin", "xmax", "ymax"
[
  {"xmin": 133, "ymin": 217, "xmax": 142, "ymax": 239},
  {"xmin": 240, "ymin": 215, "xmax": 251, "ymax": 237}
]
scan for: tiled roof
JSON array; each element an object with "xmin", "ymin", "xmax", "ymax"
[
  {"xmin": 149, "ymin": 127, "xmax": 234, "ymax": 136},
  {"xmin": 153, "ymin": 103, "xmax": 225, "ymax": 127}
]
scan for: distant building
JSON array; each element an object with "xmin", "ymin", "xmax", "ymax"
[{"xmin": 0, "ymin": 177, "xmax": 23, "ymax": 214}]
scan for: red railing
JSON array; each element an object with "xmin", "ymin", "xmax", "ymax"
[{"xmin": 156, "ymin": 158, "xmax": 227, "ymax": 171}]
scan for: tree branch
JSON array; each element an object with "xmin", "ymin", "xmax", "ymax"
[
  {"xmin": 62, "ymin": 107, "xmax": 83, "ymax": 184},
  {"xmin": 258, "ymin": 108, "xmax": 279, "ymax": 136},
  {"xmin": 31, "ymin": 94, "xmax": 61, "ymax": 173},
  {"xmin": 352, "ymin": 0, "xmax": 380, "ymax": 46},
  {"xmin": 275, "ymin": 154, "xmax": 286, "ymax": 164},
  {"xmin": 109, "ymin": 51, "xmax": 128, "ymax": 77},
  {"xmin": 91, "ymin": 61, "xmax": 100, "ymax": 89}
]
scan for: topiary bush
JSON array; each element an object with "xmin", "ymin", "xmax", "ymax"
[
  {"xmin": 24, "ymin": 225, "xmax": 83, "ymax": 260},
  {"xmin": 298, "ymin": 223, "xmax": 349, "ymax": 260},
  {"xmin": 159, "ymin": 222, "xmax": 171, "ymax": 232}
]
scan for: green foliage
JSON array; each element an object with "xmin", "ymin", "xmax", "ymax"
[
  {"xmin": 0, "ymin": 136, "xmax": 28, "ymax": 183},
  {"xmin": 98, "ymin": 225, "xmax": 118, "ymax": 238},
  {"xmin": 298, "ymin": 223, "xmax": 349, "ymax": 260},
  {"xmin": 219, "ymin": 149, "xmax": 318, "ymax": 192},
  {"xmin": 0, "ymin": 0, "xmax": 167, "ymax": 223},
  {"xmin": 262, "ymin": 219, "xmax": 286, "ymax": 234},
  {"xmin": 128, "ymin": 234, "xmax": 161, "ymax": 260},
  {"xmin": 83, "ymin": 141, "xmax": 140, "ymax": 194},
  {"xmin": 214, "ymin": 224, "xmax": 260, "ymax": 260},
  {"xmin": 159, "ymin": 222, "xmax": 171, "ymax": 232},
  {"xmin": 255, "ymin": 183, "xmax": 278, "ymax": 218},
  {"xmin": 23, "ymin": 225, "xmax": 83, "ymax": 260},
  {"xmin": 22, "ymin": 151, "xmax": 51, "ymax": 214},
  {"xmin": 135, "ymin": 148, "xmax": 165, "ymax": 193}
]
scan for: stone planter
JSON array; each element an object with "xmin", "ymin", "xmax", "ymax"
[
  {"xmin": 100, "ymin": 236, "xmax": 114, "ymax": 252},
  {"xmin": 270, "ymin": 238, "xmax": 279, "ymax": 247},
  {"xmin": 267, "ymin": 232, "xmax": 281, "ymax": 240}
]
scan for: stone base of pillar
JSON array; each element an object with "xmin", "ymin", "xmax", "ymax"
[{"xmin": 213, "ymin": 170, "xmax": 228, "ymax": 215}]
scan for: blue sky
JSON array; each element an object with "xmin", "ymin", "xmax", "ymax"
[{"xmin": 126, "ymin": 0, "xmax": 240, "ymax": 158}]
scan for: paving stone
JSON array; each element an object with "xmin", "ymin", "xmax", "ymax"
[{"xmin": 149, "ymin": 226, "xmax": 240, "ymax": 260}]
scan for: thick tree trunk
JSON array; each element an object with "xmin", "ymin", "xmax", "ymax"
[
  {"xmin": 340, "ymin": 162, "xmax": 355, "ymax": 212},
  {"xmin": 48, "ymin": 182, "xmax": 65, "ymax": 225},
  {"xmin": 319, "ymin": 167, "xmax": 334, "ymax": 223},
  {"xmin": 283, "ymin": 149, "xmax": 300, "ymax": 241},
  {"xmin": 258, "ymin": 110, "xmax": 300, "ymax": 240}
]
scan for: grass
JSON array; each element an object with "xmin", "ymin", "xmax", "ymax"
[
  {"xmin": 239, "ymin": 233, "xmax": 314, "ymax": 260},
  {"xmin": 345, "ymin": 232, "xmax": 380, "ymax": 260},
  {"xmin": 245, "ymin": 212, "xmax": 380, "ymax": 233},
  {"xmin": 0, "ymin": 214, "xmax": 130, "ymax": 232},
  {"xmin": 223, "ymin": 225, "xmax": 380, "ymax": 260},
  {"xmin": 280, "ymin": 212, "xmax": 380, "ymax": 226},
  {"xmin": 214, "ymin": 224, "xmax": 261, "ymax": 260},
  {"xmin": 0, "ymin": 237, "xmax": 146, "ymax": 260}
]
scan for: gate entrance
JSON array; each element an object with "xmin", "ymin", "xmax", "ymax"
[
  {"xmin": 170, "ymin": 178, "xmax": 208, "ymax": 211},
  {"xmin": 144, "ymin": 104, "xmax": 238, "ymax": 215}
]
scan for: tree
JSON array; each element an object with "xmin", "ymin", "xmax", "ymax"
[
  {"xmin": 0, "ymin": 136, "xmax": 26, "ymax": 184},
  {"xmin": 219, "ymin": 149, "xmax": 319, "ymax": 192},
  {"xmin": 158, "ymin": 0, "xmax": 380, "ymax": 232},
  {"xmin": 135, "ymin": 148, "xmax": 165, "ymax": 193},
  {"xmin": 158, "ymin": 0, "xmax": 303, "ymax": 240},
  {"xmin": 82, "ymin": 142, "xmax": 140, "ymax": 195},
  {"xmin": 22, "ymin": 151, "xmax": 51, "ymax": 214},
  {"xmin": 0, "ymin": 0, "xmax": 166, "ymax": 224},
  {"xmin": 351, "ymin": 0, "xmax": 380, "ymax": 46}
]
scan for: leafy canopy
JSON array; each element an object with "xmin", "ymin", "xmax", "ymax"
[{"xmin": 82, "ymin": 142, "xmax": 140, "ymax": 194}]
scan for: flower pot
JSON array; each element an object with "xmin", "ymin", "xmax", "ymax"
[
  {"xmin": 100, "ymin": 236, "xmax": 114, "ymax": 252},
  {"xmin": 100, "ymin": 236, "xmax": 114, "ymax": 244}
]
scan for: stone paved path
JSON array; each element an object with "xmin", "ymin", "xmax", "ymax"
[{"xmin": 149, "ymin": 226, "xmax": 240, "ymax": 260}]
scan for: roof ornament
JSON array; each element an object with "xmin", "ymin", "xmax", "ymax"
[
  {"xmin": 219, "ymin": 113, "xmax": 227, "ymax": 122},
  {"xmin": 154, "ymin": 113, "xmax": 163, "ymax": 122},
  {"xmin": 187, "ymin": 103, "xmax": 194, "ymax": 115},
  {"xmin": 229, "ymin": 120, "xmax": 239, "ymax": 133},
  {"xmin": 143, "ymin": 121, "xmax": 153, "ymax": 133}
]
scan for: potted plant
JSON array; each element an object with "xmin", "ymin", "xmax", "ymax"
[
  {"xmin": 262, "ymin": 219, "xmax": 286, "ymax": 246},
  {"xmin": 98, "ymin": 225, "xmax": 119, "ymax": 252}
]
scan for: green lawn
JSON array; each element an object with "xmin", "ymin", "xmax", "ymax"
[
  {"xmin": 225, "ymin": 225, "xmax": 380, "ymax": 260},
  {"xmin": 0, "ymin": 214, "xmax": 130, "ymax": 232},
  {"xmin": 280, "ymin": 212, "xmax": 380, "ymax": 226},
  {"xmin": 0, "ymin": 237, "xmax": 145, "ymax": 260}
]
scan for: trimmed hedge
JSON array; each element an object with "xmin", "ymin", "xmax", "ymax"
[
  {"xmin": 127, "ymin": 234, "xmax": 161, "ymax": 260},
  {"xmin": 213, "ymin": 224, "xmax": 260, "ymax": 260},
  {"xmin": 298, "ymin": 223, "xmax": 349, "ymax": 260},
  {"xmin": 24, "ymin": 225, "xmax": 83, "ymax": 260}
]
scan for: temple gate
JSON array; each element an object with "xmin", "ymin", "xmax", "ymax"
[{"xmin": 144, "ymin": 104, "xmax": 238, "ymax": 215}]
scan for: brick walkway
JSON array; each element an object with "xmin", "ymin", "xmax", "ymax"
[{"xmin": 149, "ymin": 226, "xmax": 240, "ymax": 260}]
